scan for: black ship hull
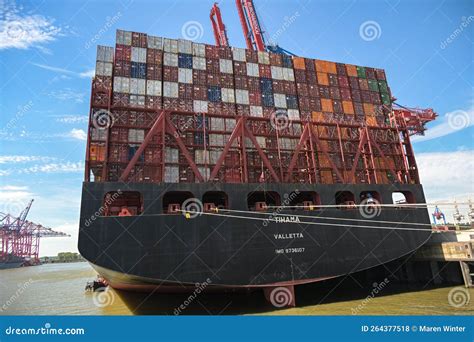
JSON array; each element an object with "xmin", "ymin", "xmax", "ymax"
[{"xmin": 78, "ymin": 182, "xmax": 431, "ymax": 296}]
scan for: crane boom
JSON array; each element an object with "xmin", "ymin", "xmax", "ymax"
[{"xmin": 210, "ymin": 3, "xmax": 229, "ymax": 47}]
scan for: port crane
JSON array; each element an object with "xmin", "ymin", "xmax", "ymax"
[
  {"xmin": 0, "ymin": 200, "xmax": 70, "ymax": 266},
  {"xmin": 210, "ymin": 2, "xmax": 436, "ymax": 134},
  {"xmin": 210, "ymin": 1, "xmax": 295, "ymax": 55}
]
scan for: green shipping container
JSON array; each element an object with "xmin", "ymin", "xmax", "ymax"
[
  {"xmin": 356, "ymin": 66, "xmax": 366, "ymax": 78},
  {"xmin": 368, "ymin": 79, "xmax": 379, "ymax": 92},
  {"xmin": 381, "ymin": 93, "xmax": 391, "ymax": 105},
  {"xmin": 378, "ymin": 80, "xmax": 388, "ymax": 93}
]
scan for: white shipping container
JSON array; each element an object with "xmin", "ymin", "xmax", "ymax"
[
  {"xmin": 209, "ymin": 134, "xmax": 225, "ymax": 146},
  {"xmin": 178, "ymin": 39, "xmax": 192, "ymax": 54},
  {"xmin": 221, "ymin": 88, "xmax": 235, "ymax": 103},
  {"xmin": 198, "ymin": 167, "xmax": 210, "ymax": 181},
  {"xmin": 163, "ymin": 82, "xmax": 179, "ymax": 98},
  {"xmin": 193, "ymin": 100, "xmax": 208, "ymax": 113},
  {"xmin": 164, "ymin": 166, "xmax": 179, "ymax": 183},
  {"xmin": 131, "ymin": 47, "xmax": 147, "ymax": 63},
  {"xmin": 274, "ymin": 93, "xmax": 287, "ymax": 108},
  {"xmin": 129, "ymin": 95, "xmax": 145, "ymax": 106},
  {"xmin": 250, "ymin": 106, "xmax": 263, "ymax": 117},
  {"xmin": 195, "ymin": 150, "xmax": 210, "ymax": 164},
  {"xmin": 146, "ymin": 80, "xmax": 162, "ymax": 96},
  {"xmin": 147, "ymin": 35, "xmax": 163, "ymax": 49},
  {"xmin": 287, "ymin": 109, "xmax": 300, "ymax": 120},
  {"xmin": 163, "ymin": 38, "xmax": 178, "ymax": 53},
  {"xmin": 225, "ymin": 118, "xmax": 236, "ymax": 131},
  {"xmin": 193, "ymin": 56, "xmax": 206, "ymax": 70},
  {"xmin": 283, "ymin": 68, "xmax": 295, "ymax": 81},
  {"xmin": 97, "ymin": 46, "xmax": 114, "ymax": 62},
  {"xmin": 164, "ymin": 53, "xmax": 178, "ymax": 66},
  {"xmin": 210, "ymin": 150, "xmax": 220, "ymax": 164},
  {"xmin": 258, "ymin": 51, "xmax": 270, "ymax": 64},
  {"xmin": 178, "ymin": 68, "xmax": 193, "ymax": 84},
  {"xmin": 271, "ymin": 66, "xmax": 284, "ymax": 80},
  {"xmin": 210, "ymin": 117, "xmax": 224, "ymax": 130},
  {"xmin": 256, "ymin": 136, "xmax": 266, "ymax": 148},
  {"xmin": 113, "ymin": 76, "xmax": 130, "ymax": 93},
  {"xmin": 192, "ymin": 43, "xmax": 206, "ymax": 57},
  {"xmin": 219, "ymin": 59, "xmax": 233, "ymax": 74},
  {"xmin": 235, "ymin": 89, "xmax": 249, "ymax": 105},
  {"xmin": 246, "ymin": 63, "xmax": 259, "ymax": 77},
  {"xmin": 116, "ymin": 30, "xmax": 132, "ymax": 45},
  {"xmin": 165, "ymin": 148, "xmax": 179, "ymax": 163},
  {"xmin": 130, "ymin": 78, "xmax": 146, "ymax": 95},
  {"xmin": 232, "ymin": 48, "xmax": 246, "ymax": 62}
]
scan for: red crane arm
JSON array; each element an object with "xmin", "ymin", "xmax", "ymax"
[
  {"xmin": 235, "ymin": 0, "xmax": 253, "ymax": 49},
  {"xmin": 210, "ymin": 3, "xmax": 229, "ymax": 47},
  {"xmin": 392, "ymin": 104, "xmax": 437, "ymax": 136}
]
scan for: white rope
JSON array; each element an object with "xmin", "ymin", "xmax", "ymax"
[
  {"xmin": 214, "ymin": 207, "xmax": 433, "ymax": 227},
  {"xmin": 183, "ymin": 210, "xmax": 433, "ymax": 232}
]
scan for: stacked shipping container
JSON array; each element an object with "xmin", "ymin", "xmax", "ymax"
[{"xmin": 87, "ymin": 29, "xmax": 413, "ymax": 185}]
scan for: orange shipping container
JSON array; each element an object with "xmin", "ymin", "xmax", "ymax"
[
  {"xmin": 293, "ymin": 57, "xmax": 306, "ymax": 70},
  {"xmin": 346, "ymin": 64, "xmax": 358, "ymax": 77},
  {"xmin": 366, "ymin": 116, "xmax": 377, "ymax": 126},
  {"xmin": 320, "ymin": 170, "xmax": 333, "ymax": 184},
  {"xmin": 363, "ymin": 103, "xmax": 375, "ymax": 116},
  {"xmin": 321, "ymin": 98, "xmax": 333, "ymax": 112},
  {"xmin": 342, "ymin": 101, "xmax": 354, "ymax": 114},
  {"xmin": 315, "ymin": 60, "xmax": 337, "ymax": 74},
  {"xmin": 317, "ymin": 72, "xmax": 329, "ymax": 86},
  {"xmin": 312, "ymin": 111, "xmax": 324, "ymax": 122}
]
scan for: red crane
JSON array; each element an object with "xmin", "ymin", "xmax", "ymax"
[
  {"xmin": 209, "ymin": 1, "xmax": 436, "ymax": 133},
  {"xmin": 0, "ymin": 200, "xmax": 70, "ymax": 266},
  {"xmin": 210, "ymin": 3, "xmax": 229, "ymax": 47},
  {"xmin": 392, "ymin": 103, "xmax": 437, "ymax": 136}
]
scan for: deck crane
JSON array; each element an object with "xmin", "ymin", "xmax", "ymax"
[
  {"xmin": 210, "ymin": 3, "xmax": 229, "ymax": 47},
  {"xmin": 210, "ymin": 1, "xmax": 295, "ymax": 55},
  {"xmin": 209, "ymin": 2, "xmax": 436, "ymax": 132}
]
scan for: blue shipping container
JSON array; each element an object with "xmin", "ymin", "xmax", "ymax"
[
  {"xmin": 131, "ymin": 62, "xmax": 147, "ymax": 79},
  {"xmin": 178, "ymin": 53, "xmax": 193, "ymax": 69},
  {"xmin": 207, "ymin": 86, "xmax": 221, "ymax": 102}
]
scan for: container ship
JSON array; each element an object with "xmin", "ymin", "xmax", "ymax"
[{"xmin": 79, "ymin": 12, "xmax": 436, "ymax": 306}]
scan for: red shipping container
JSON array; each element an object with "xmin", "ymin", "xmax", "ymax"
[
  {"xmin": 93, "ymin": 76, "xmax": 112, "ymax": 92},
  {"xmin": 146, "ymin": 64, "xmax": 162, "ymax": 80},
  {"xmin": 249, "ymin": 91, "xmax": 262, "ymax": 106},
  {"xmin": 294, "ymin": 69, "xmax": 306, "ymax": 83},
  {"xmin": 115, "ymin": 44, "xmax": 131, "ymax": 61},
  {"xmin": 114, "ymin": 60, "xmax": 131, "ymax": 77},
  {"xmin": 309, "ymin": 97, "xmax": 321, "ymax": 111},
  {"xmin": 307, "ymin": 84, "xmax": 319, "ymax": 97},
  {"xmin": 330, "ymin": 87, "xmax": 341, "ymax": 100},
  {"xmin": 375, "ymin": 68, "xmax": 386, "ymax": 80},
  {"xmin": 338, "ymin": 75, "xmax": 349, "ymax": 88},
  {"xmin": 193, "ymin": 70, "xmax": 207, "ymax": 85},
  {"xmin": 205, "ymin": 44, "xmax": 219, "ymax": 59},
  {"xmin": 222, "ymin": 102, "xmax": 236, "ymax": 115},
  {"xmin": 349, "ymin": 77, "xmax": 359, "ymax": 89},
  {"xmin": 112, "ymin": 92, "xmax": 129, "ymax": 107},
  {"xmin": 233, "ymin": 61, "xmax": 247, "ymax": 76},
  {"xmin": 234, "ymin": 76, "xmax": 248, "ymax": 89},
  {"xmin": 296, "ymin": 83, "xmax": 308, "ymax": 97},
  {"xmin": 340, "ymin": 88, "xmax": 352, "ymax": 101},
  {"xmin": 146, "ymin": 49, "xmax": 162, "ymax": 65},
  {"xmin": 163, "ymin": 66, "xmax": 178, "ymax": 82},
  {"xmin": 258, "ymin": 64, "xmax": 271, "ymax": 78},
  {"xmin": 269, "ymin": 53, "xmax": 282, "ymax": 66},
  {"xmin": 219, "ymin": 74, "xmax": 234, "ymax": 88},
  {"xmin": 218, "ymin": 46, "xmax": 232, "ymax": 59},
  {"xmin": 283, "ymin": 81, "xmax": 296, "ymax": 95},
  {"xmin": 351, "ymin": 89, "xmax": 361, "ymax": 102},
  {"xmin": 245, "ymin": 49, "xmax": 258, "ymax": 63},
  {"xmin": 206, "ymin": 58, "xmax": 220, "ymax": 74},
  {"xmin": 207, "ymin": 73, "xmax": 220, "ymax": 86},
  {"xmin": 193, "ymin": 85, "xmax": 207, "ymax": 100},
  {"xmin": 247, "ymin": 77, "xmax": 260, "ymax": 91},
  {"xmin": 305, "ymin": 71, "xmax": 317, "ymax": 84}
]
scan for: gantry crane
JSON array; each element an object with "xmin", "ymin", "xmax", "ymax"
[
  {"xmin": 0, "ymin": 200, "xmax": 70, "ymax": 266},
  {"xmin": 209, "ymin": 1, "xmax": 436, "ymax": 133},
  {"xmin": 210, "ymin": 1, "xmax": 295, "ymax": 55}
]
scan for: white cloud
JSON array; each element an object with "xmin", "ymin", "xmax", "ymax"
[
  {"xmin": 0, "ymin": 155, "xmax": 56, "ymax": 164},
  {"xmin": 412, "ymin": 105, "xmax": 474, "ymax": 143},
  {"xmin": 417, "ymin": 150, "xmax": 474, "ymax": 223},
  {"xmin": 0, "ymin": 0, "xmax": 62, "ymax": 50},
  {"xmin": 54, "ymin": 115, "xmax": 88, "ymax": 124},
  {"xmin": 32, "ymin": 63, "xmax": 95, "ymax": 79},
  {"xmin": 0, "ymin": 161, "xmax": 84, "ymax": 176},
  {"xmin": 67, "ymin": 128, "xmax": 87, "ymax": 141},
  {"xmin": 47, "ymin": 88, "xmax": 85, "ymax": 103}
]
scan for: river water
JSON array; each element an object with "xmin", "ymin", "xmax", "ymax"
[{"xmin": 0, "ymin": 262, "xmax": 472, "ymax": 315}]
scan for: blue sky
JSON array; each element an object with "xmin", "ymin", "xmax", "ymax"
[{"xmin": 0, "ymin": 0, "xmax": 473, "ymax": 256}]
